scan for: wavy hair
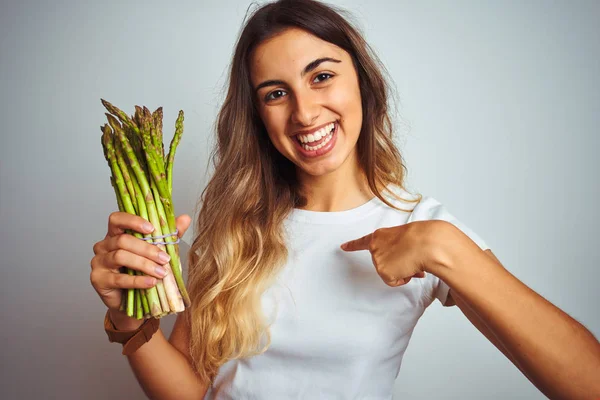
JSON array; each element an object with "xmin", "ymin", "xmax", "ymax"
[{"xmin": 187, "ymin": 0, "xmax": 420, "ymax": 383}]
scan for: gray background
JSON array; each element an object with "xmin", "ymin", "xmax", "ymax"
[{"xmin": 1, "ymin": 0, "xmax": 598, "ymax": 399}]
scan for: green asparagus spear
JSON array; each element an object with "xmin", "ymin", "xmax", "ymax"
[
  {"xmin": 152, "ymin": 107, "xmax": 165, "ymax": 159},
  {"xmin": 166, "ymin": 110, "xmax": 184, "ymax": 195}
]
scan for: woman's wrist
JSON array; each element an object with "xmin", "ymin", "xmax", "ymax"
[
  {"xmin": 423, "ymin": 220, "xmax": 489, "ymax": 286},
  {"xmin": 108, "ymin": 308, "xmax": 144, "ymax": 331},
  {"xmin": 423, "ymin": 220, "xmax": 470, "ymax": 277}
]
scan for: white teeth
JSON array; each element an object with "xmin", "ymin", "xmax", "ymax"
[
  {"xmin": 296, "ymin": 122, "xmax": 335, "ymax": 144},
  {"xmin": 300, "ymin": 128, "xmax": 334, "ymax": 151}
]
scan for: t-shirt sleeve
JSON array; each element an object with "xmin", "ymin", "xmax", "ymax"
[{"xmin": 406, "ymin": 196, "xmax": 490, "ymax": 307}]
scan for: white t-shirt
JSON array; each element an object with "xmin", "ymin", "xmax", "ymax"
[{"xmin": 207, "ymin": 187, "xmax": 489, "ymax": 399}]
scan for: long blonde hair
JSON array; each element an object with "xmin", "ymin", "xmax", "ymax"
[{"xmin": 187, "ymin": 0, "xmax": 420, "ymax": 383}]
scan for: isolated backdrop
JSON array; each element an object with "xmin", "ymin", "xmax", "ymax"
[{"xmin": 1, "ymin": 0, "xmax": 599, "ymax": 399}]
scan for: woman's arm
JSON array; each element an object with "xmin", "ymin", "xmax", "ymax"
[
  {"xmin": 445, "ymin": 278, "xmax": 533, "ymax": 383},
  {"xmin": 111, "ymin": 310, "xmax": 209, "ymax": 400},
  {"xmin": 428, "ymin": 222, "xmax": 600, "ymax": 400}
]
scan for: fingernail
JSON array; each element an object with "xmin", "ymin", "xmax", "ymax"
[
  {"xmin": 158, "ymin": 252, "xmax": 171, "ymax": 263},
  {"xmin": 155, "ymin": 266, "xmax": 167, "ymax": 277},
  {"xmin": 143, "ymin": 222, "xmax": 154, "ymax": 232},
  {"xmin": 145, "ymin": 277, "xmax": 156, "ymax": 286}
]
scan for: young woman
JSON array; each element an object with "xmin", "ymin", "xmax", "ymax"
[{"xmin": 90, "ymin": 0, "xmax": 600, "ymax": 398}]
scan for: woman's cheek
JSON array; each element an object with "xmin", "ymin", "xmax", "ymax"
[
  {"xmin": 331, "ymin": 88, "xmax": 362, "ymax": 139},
  {"xmin": 260, "ymin": 110, "xmax": 284, "ymax": 144},
  {"xmin": 330, "ymin": 78, "xmax": 361, "ymax": 113}
]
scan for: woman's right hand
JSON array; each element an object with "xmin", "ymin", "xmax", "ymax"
[{"xmin": 90, "ymin": 211, "xmax": 192, "ymax": 329}]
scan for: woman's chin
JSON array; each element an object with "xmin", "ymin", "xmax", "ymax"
[{"xmin": 296, "ymin": 156, "xmax": 347, "ymax": 178}]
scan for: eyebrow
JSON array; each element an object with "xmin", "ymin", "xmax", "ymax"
[{"xmin": 254, "ymin": 57, "xmax": 342, "ymax": 93}]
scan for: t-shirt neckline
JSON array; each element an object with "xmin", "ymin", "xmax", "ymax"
[{"xmin": 287, "ymin": 194, "xmax": 383, "ymax": 225}]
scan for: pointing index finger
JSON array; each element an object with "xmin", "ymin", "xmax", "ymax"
[{"xmin": 341, "ymin": 233, "xmax": 372, "ymax": 252}]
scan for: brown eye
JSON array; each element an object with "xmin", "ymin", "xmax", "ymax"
[
  {"xmin": 313, "ymin": 73, "xmax": 333, "ymax": 83},
  {"xmin": 265, "ymin": 90, "xmax": 287, "ymax": 102}
]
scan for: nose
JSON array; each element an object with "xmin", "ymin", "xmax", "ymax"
[{"xmin": 291, "ymin": 90, "xmax": 320, "ymax": 127}]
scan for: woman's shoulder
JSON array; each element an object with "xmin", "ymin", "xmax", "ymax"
[
  {"xmin": 388, "ymin": 186, "xmax": 490, "ymax": 251},
  {"xmin": 380, "ymin": 184, "xmax": 424, "ymax": 212},
  {"xmin": 380, "ymin": 185, "xmax": 452, "ymax": 220}
]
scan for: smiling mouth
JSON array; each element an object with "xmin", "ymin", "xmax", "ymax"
[{"xmin": 294, "ymin": 122, "xmax": 337, "ymax": 151}]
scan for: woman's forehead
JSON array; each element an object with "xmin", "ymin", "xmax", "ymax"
[{"xmin": 250, "ymin": 28, "xmax": 346, "ymax": 80}]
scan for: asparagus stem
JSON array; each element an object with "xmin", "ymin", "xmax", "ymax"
[
  {"xmin": 146, "ymin": 106, "xmax": 162, "ymax": 159},
  {"xmin": 101, "ymin": 124, "xmax": 136, "ymax": 226},
  {"xmin": 111, "ymin": 176, "xmax": 125, "ymax": 213},
  {"xmin": 115, "ymin": 137, "xmax": 139, "ymax": 214},
  {"xmin": 129, "ymin": 158, "xmax": 164, "ymax": 316},
  {"xmin": 135, "ymin": 289, "xmax": 143, "ymax": 320},
  {"xmin": 127, "ymin": 284, "xmax": 135, "ymax": 317},
  {"xmin": 141, "ymin": 123, "xmax": 171, "ymax": 206},
  {"xmin": 140, "ymin": 286, "xmax": 150, "ymax": 315},
  {"xmin": 152, "ymin": 107, "xmax": 164, "ymax": 159},
  {"xmin": 111, "ymin": 178, "xmax": 130, "ymax": 314},
  {"xmin": 133, "ymin": 289, "xmax": 138, "ymax": 319},
  {"xmin": 132, "ymin": 269, "xmax": 150, "ymax": 316},
  {"xmin": 166, "ymin": 110, "xmax": 184, "ymax": 195},
  {"xmin": 155, "ymin": 280, "xmax": 170, "ymax": 313},
  {"xmin": 151, "ymin": 179, "xmax": 185, "ymax": 312}
]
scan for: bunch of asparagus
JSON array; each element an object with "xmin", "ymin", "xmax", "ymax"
[{"xmin": 100, "ymin": 99, "xmax": 191, "ymax": 319}]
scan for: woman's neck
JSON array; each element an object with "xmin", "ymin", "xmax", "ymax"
[{"xmin": 296, "ymin": 152, "xmax": 375, "ymax": 212}]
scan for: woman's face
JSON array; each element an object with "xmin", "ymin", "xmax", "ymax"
[{"xmin": 250, "ymin": 27, "xmax": 363, "ymax": 179}]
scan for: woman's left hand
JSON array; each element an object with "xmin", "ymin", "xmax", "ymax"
[{"xmin": 340, "ymin": 220, "xmax": 448, "ymax": 287}]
